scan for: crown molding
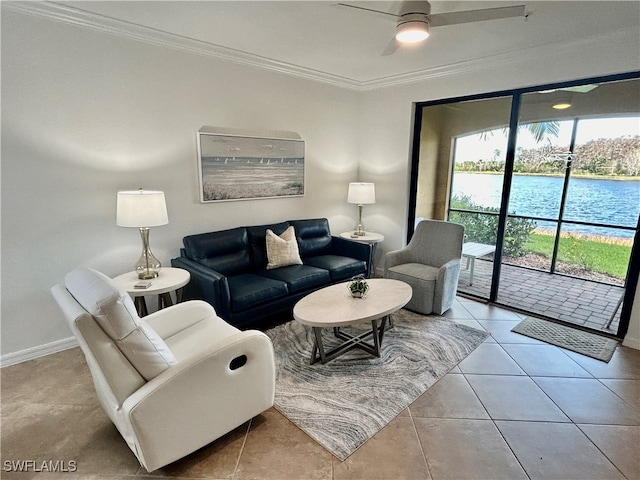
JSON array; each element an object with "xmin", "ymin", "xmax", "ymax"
[
  {"xmin": 4, "ymin": 1, "xmax": 363, "ymax": 90},
  {"xmin": 5, "ymin": 2, "xmax": 639, "ymax": 93}
]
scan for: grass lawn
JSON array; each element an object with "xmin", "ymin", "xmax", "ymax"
[{"xmin": 524, "ymin": 233, "xmax": 631, "ymax": 279}]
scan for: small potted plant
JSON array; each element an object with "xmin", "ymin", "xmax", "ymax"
[{"xmin": 348, "ymin": 275, "xmax": 369, "ymax": 298}]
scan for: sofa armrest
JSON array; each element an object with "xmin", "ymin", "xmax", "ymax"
[
  {"xmin": 331, "ymin": 236, "xmax": 373, "ymax": 277},
  {"xmin": 170, "ymin": 257, "xmax": 232, "ymax": 320},
  {"xmin": 122, "ymin": 330, "xmax": 275, "ymax": 471}
]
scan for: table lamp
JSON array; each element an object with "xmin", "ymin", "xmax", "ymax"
[
  {"xmin": 347, "ymin": 182, "xmax": 375, "ymax": 236},
  {"xmin": 117, "ymin": 189, "xmax": 169, "ymax": 279}
]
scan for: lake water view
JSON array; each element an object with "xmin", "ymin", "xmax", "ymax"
[{"xmin": 451, "ymin": 173, "xmax": 640, "ymax": 239}]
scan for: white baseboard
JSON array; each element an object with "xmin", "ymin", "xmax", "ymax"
[{"xmin": 1, "ymin": 337, "xmax": 78, "ymax": 368}]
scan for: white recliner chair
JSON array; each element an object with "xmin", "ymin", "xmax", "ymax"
[
  {"xmin": 51, "ymin": 266, "xmax": 275, "ymax": 472},
  {"xmin": 384, "ymin": 219, "xmax": 465, "ymax": 315}
]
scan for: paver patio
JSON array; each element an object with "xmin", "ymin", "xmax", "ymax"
[{"xmin": 457, "ymin": 258, "xmax": 625, "ymax": 334}]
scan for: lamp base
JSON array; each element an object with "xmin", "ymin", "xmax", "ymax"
[
  {"xmin": 135, "ymin": 227, "xmax": 161, "ymax": 279},
  {"xmin": 353, "ymin": 204, "xmax": 367, "ymax": 236}
]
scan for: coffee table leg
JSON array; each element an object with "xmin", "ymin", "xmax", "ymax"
[
  {"xmin": 378, "ymin": 315, "xmax": 389, "ymax": 346},
  {"xmin": 311, "ymin": 327, "xmax": 327, "ymax": 364},
  {"xmin": 371, "ymin": 319, "xmax": 381, "ymax": 356}
]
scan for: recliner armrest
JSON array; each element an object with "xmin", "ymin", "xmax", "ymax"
[{"xmin": 143, "ymin": 300, "xmax": 219, "ymax": 339}]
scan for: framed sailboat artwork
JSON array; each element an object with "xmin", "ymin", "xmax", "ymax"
[{"xmin": 197, "ymin": 127, "xmax": 305, "ymax": 203}]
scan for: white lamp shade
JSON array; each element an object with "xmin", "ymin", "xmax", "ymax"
[
  {"xmin": 117, "ymin": 190, "xmax": 169, "ymax": 227},
  {"xmin": 347, "ymin": 183, "xmax": 376, "ymax": 205}
]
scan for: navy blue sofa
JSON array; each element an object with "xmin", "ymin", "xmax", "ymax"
[{"xmin": 171, "ymin": 218, "xmax": 372, "ymax": 329}]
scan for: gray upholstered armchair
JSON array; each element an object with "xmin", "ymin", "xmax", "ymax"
[{"xmin": 384, "ymin": 219, "xmax": 465, "ymax": 315}]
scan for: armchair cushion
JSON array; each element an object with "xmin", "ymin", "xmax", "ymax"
[
  {"xmin": 265, "ymin": 226, "xmax": 303, "ymax": 269},
  {"xmin": 65, "ymin": 267, "xmax": 176, "ymax": 381}
]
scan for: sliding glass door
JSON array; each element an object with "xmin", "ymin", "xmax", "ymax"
[{"xmin": 410, "ymin": 73, "xmax": 640, "ymax": 338}]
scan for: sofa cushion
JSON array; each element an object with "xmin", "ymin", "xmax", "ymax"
[
  {"xmin": 183, "ymin": 227, "xmax": 251, "ymax": 276},
  {"xmin": 65, "ymin": 266, "xmax": 176, "ymax": 381},
  {"xmin": 304, "ymin": 255, "xmax": 367, "ymax": 281},
  {"xmin": 258, "ymin": 264, "xmax": 330, "ymax": 293},
  {"xmin": 289, "ymin": 218, "xmax": 332, "ymax": 257},
  {"xmin": 247, "ymin": 222, "xmax": 290, "ymax": 269},
  {"xmin": 266, "ymin": 226, "xmax": 303, "ymax": 270},
  {"xmin": 227, "ymin": 273, "xmax": 289, "ymax": 312}
]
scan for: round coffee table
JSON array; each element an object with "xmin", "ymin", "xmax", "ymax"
[{"xmin": 293, "ymin": 278, "xmax": 412, "ymax": 364}]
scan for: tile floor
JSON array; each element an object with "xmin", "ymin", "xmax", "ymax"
[{"xmin": 2, "ymin": 297, "xmax": 639, "ymax": 480}]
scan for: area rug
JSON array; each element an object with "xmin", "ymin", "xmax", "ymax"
[
  {"xmin": 511, "ymin": 317, "xmax": 618, "ymax": 362},
  {"xmin": 265, "ymin": 310, "xmax": 489, "ymax": 460}
]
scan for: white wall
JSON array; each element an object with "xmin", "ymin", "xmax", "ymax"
[
  {"xmin": 1, "ymin": 9, "xmax": 361, "ymax": 360},
  {"xmin": 2, "ymin": 7, "xmax": 639, "ymax": 362}
]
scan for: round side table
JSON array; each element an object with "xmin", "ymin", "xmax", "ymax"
[
  {"xmin": 339, "ymin": 231, "xmax": 385, "ymax": 276},
  {"xmin": 113, "ymin": 267, "xmax": 190, "ymax": 317}
]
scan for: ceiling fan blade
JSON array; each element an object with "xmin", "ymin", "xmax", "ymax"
[
  {"xmin": 428, "ymin": 5, "xmax": 526, "ymax": 27},
  {"xmin": 381, "ymin": 37, "xmax": 401, "ymax": 56},
  {"xmin": 333, "ymin": 3, "xmax": 398, "ymax": 20}
]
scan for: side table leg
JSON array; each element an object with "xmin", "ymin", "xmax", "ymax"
[
  {"xmin": 134, "ymin": 296, "xmax": 148, "ymax": 317},
  {"xmin": 469, "ymin": 257, "xmax": 476, "ymax": 285},
  {"xmin": 158, "ymin": 292, "xmax": 173, "ymax": 310}
]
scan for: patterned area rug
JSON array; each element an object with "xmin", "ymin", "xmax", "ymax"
[
  {"xmin": 265, "ymin": 310, "xmax": 489, "ymax": 460},
  {"xmin": 512, "ymin": 317, "xmax": 618, "ymax": 362}
]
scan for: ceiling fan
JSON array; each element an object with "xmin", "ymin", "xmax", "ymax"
[{"xmin": 336, "ymin": 1, "xmax": 527, "ymax": 56}]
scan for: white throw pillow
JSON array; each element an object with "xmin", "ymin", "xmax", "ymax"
[
  {"xmin": 265, "ymin": 225, "xmax": 303, "ymax": 269},
  {"xmin": 65, "ymin": 266, "xmax": 176, "ymax": 381}
]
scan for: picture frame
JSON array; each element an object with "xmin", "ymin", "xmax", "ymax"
[{"xmin": 197, "ymin": 129, "xmax": 305, "ymax": 203}]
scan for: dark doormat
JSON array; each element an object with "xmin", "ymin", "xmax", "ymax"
[{"xmin": 512, "ymin": 317, "xmax": 618, "ymax": 362}]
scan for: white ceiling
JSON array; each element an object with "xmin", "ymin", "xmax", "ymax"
[{"xmin": 18, "ymin": 1, "xmax": 640, "ymax": 89}]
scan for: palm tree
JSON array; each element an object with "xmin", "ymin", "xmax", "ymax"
[{"xmin": 480, "ymin": 121, "xmax": 560, "ymax": 144}]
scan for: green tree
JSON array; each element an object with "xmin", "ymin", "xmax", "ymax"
[{"xmin": 449, "ymin": 194, "xmax": 537, "ymax": 256}]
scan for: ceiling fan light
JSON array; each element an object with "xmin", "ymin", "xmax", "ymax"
[
  {"xmin": 552, "ymin": 101, "xmax": 572, "ymax": 110},
  {"xmin": 395, "ymin": 21, "xmax": 430, "ymax": 43},
  {"xmin": 552, "ymin": 93, "xmax": 572, "ymax": 110}
]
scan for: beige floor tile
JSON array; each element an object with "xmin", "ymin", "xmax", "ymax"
[
  {"xmin": 477, "ymin": 319, "xmax": 545, "ymax": 344},
  {"xmin": 414, "ymin": 418, "xmax": 527, "ymax": 480},
  {"xmin": 440, "ymin": 302, "xmax": 475, "ymax": 320},
  {"xmin": 449, "ymin": 318, "xmax": 487, "ymax": 331},
  {"xmin": 496, "ymin": 420, "xmax": 626, "ymax": 480},
  {"xmin": 333, "ymin": 416, "xmax": 430, "ymax": 480},
  {"xmin": 150, "ymin": 420, "xmax": 250, "ymax": 478},
  {"xmin": 501, "ymin": 343, "xmax": 593, "ymax": 377},
  {"xmin": 1, "ymin": 402, "xmax": 141, "ymax": 477},
  {"xmin": 410, "ymin": 374, "xmax": 489, "ymax": 419},
  {"xmin": 578, "ymin": 424, "xmax": 640, "ymax": 480},
  {"xmin": 234, "ymin": 409, "xmax": 333, "ymax": 480},
  {"xmin": 1, "ymin": 347, "xmax": 96, "ymax": 406},
  {"xmin": 458, "ymin": 343, "xmax": 526, "ymax": 375},
  {"xmin": 565, "ymin": 346, "xmax": 640, "ymax": 379},
  {"xmin": 599, "ymin": 378, "xmax": 640, "ymax": 405},
  {"xmin": 466, "ymin": 374, "xmax": 570, "ymax": 422},
  {"xmin": 533, "ymin": 377, "xmax": 640, "ymax": 425},
  {"xmin": 460, "ymin": 303, "xmax": 522, "ymax": 321}
]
